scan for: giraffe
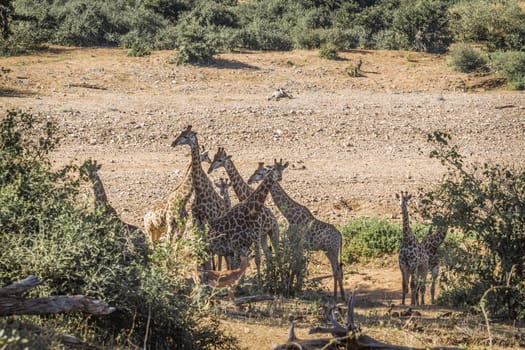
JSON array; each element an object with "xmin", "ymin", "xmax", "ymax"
[
  {"xmin": 80, "ymin": 159, "xmax": 143, "ymax": 235},
  {"xmin": 422, "ymin": 222, "xmax": 448, "ymax": 304},
  {"xmin": 207, "ymin": 147, "xmax": 280, "ymax": 265},
  {"xmin": 171, "ymin": 125, "xmax": 228, "ymax": 228},
  {"xmin": 247, "ymin": 160, "xmax": 345, "ymax": 300},
  {"xmin": 205, "ymin": 163, "xmax": 283, "ymax": 277},
  {"xmin": 396, "ymin": 191, "xmax": 429, "ymax": 306},
  {"xmin": 143, "ymin": 150, "xmax": 211, "ymax": 242},
  {"xmin": 215, "ymin": 178, "xmax": 232, "ymax": 209},
  {"xmin": 81, "ymin": 159, "xmax": 118, "ymax": 217}
]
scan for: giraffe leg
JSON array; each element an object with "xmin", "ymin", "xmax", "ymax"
[
  {"xmin": 254, "ymin": 242, "xmax": 262, "ymax": 287},
  {"xmin": 418, "ymin": 267, "xmax": 428, "ymax": 306},
  {"xmin": 410, "ymin": 273, "xmax": 418, "ymax": 306},
  {"xmin": 430, "ymin": 265, "xmax": 439, "ymax": 304},
  {"xmin": 327, "ymin": 252, "xmax": 344, "ymax": 300},
  {"xmin": 401, "ymin": 269, "xmax": 409, "ymax": 305}
]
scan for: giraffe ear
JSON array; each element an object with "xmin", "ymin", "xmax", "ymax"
[
  {"xmin": 226, "ymin": 155, "xmax": 232, "ymax": 160},
  {"xmin": 281, "ymin": 162, "xmax": 289, "ymax": 169},
  {"xmin": 395, "ymin": 193, "xmax": 400, "ymax": 199}
]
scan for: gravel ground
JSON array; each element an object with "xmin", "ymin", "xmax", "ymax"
[{"xmin": 1, "ymin": 47, "xmax": 524, "ymax": 228}]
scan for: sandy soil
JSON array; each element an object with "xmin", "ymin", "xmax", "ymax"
[{"xmin": 1, "ymin": 47, "xmax": 524, "ymax": 349}]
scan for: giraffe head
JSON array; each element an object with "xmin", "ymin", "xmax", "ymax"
[
  {"xmin": 396, "ymin": 191, "xmax": 412, "ymax": 207},
  {"xmin": 215, "ymin": 177, "xmax": 232, "ymax": 196},
  {"xmin": 247, "ymin": 159, "xmax": 288, "ymax": 184},
  {"xmin": 171, "ymin": 125, "xmax": 197, "ymax": 147},
  {"xmin": 208, "ymin": 147, "xmax": 232, "ymax": 174},
  {"xmin": 80, "ymin": 159, "xmax": 101, "ymax": 181},
  {"xmin": 199, "ymin": 149, "xmax": 212, "ymax": 163}
]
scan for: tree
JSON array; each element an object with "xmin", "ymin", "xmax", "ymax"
[
  {"xmin": 419, "ymin": 131, "xmax": 525, "ymax": 320},
  {"xmin": 0, "ymin": 0, "xmax": 14, "ymax": 39}
]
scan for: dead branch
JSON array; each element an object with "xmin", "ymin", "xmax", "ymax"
[
  {"xmin": 274, "ymin": 291, "xmax": 462, "ymax": 350},
  {"xmin": 0, "ymin": 275, "xmax": 42, "ymax": 297},
  {"xmin": 22, "ymin": 323, "xmax": 100, "ymax": 349},
  {"xmin": 0, "ymin": 275, "xmax": 115, "ymax": 316},
  {"xmin": 233, "ymin": 294, "xmax": 274, "ymax": 306},
  {"xmin": 67, "ymin": 83, "xmax": 107, "ymax": 90}
]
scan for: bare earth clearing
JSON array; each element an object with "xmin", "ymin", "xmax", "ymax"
[{"xmin": 1, "ymin": 47, "xmax": 524, "ymax": 349}]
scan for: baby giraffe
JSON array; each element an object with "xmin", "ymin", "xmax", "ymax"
[{"xmin": 397, "ymin": 191, "xmax": 429, "ymax": 306}]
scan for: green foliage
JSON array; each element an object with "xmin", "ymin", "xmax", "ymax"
[
  {"xmin": 263, "ymin": 224, "xmax": 308, "ymax": 298},
  {"xmin": 319, "ymin": 43, "xmax": 338, "ymax": 60},
  {"xmin": 1, "ymin": 0, "xmax": 523, "ymax": 56},
  {"xmin": 0, "ymin": 111, "xmax": 238, "ymax": 349},
  {"xmin": 449, "ymin": 0, "xmax": 525, "ymax": 51},
  {"xmin": 127, "ymin": 41, "xmax": 151, "ymax": 57},
  {"xmin": 320, "ymin": 27, "xmax": 360, "ymax": 50},
  {"xmin": 448, "ymin": 43, "xmax": 487, "ymax": 73},
  {"xmin": 489, "ymin": 51, "xmax": 525, "ymax": 90},
  {"xmin": 419, "ymin": 131, "xmax": 525, "ymax": 320},
  {"xmin": 340, "ymin": 217, "xmax": 401, "ymax": 263},
  {"xmin": 391, "ymin": 0, "xmax": 451, "ymax": 52},
  {"xmin": 340, "ymin": 216, "xmax": 430, "ymax": 264},
  {"xmin": 172, "ymin": 18, "xmax": 217, "ymax": 65}
]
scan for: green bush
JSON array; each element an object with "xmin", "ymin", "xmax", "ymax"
[
  {"xmin": 420, "ymin": 131, "xmax": 525, "ymax": 320},
  {"xmin": 319, "ymin": 43, "xmax": 338, "ymax": 59},
  {"xmin": 127, "ymin": 41, "xmax": 151, "ymax": 57},
  {"xmin": 263, "ymin": 224, "xmax": 308, "ymax": 298},
  {"xmin": 448, "ymin": 43, "xmax": 487, "ymax": 73},
  {"xmin": 0, "ymin": 111, "xmax": 238, "ymax": 349},
  {"xmin": 489, "ymin": 51, "xmax": 525, "ymax": 90},
  {"xmin": 320, "ymin": 27, "xmax": 360, "ymax": 50},
  {"xmin": 391, "ymin": 0, "xmax": 451, "ymax": 53},
  {"xmin": 450, "ymin": 0, "xmax": 525, "ymax": 51},
  {"xmin": 340, "ymin": 217, "xmax": 401, "ymax": 263}
]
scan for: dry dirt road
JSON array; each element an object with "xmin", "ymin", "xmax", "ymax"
[{"xmin": 1, "ymin": 47, "xmax": 524, "ymax": 349}]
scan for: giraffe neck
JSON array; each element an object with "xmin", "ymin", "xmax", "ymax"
[
  {"xmin": 90, "ymin": 172, "xmax": 117, "ymax": 216},
  {"xmin": 401, "ymin": 203, "xmax": 417, "ymax": 245},
  {"xmin": 175, "ymin": 162, "xmax": 193, "ymax": 197},
  {"xmin": 219, "ymin": 187, "xmax": 231, "ymax": 209},
  {"xmin": 224, "ymin": 159, "xmax": 253, "ymax": 201},
  {"xmin": 269, "ymin": 182, "xmax": 315, "ymax": 225},
  {"xmin": 189, "ymin": 140, "xmax": 217, "ymax": 197},
  {"xmin": 245, "ymin": 175, "xmax": 274, "ymax": 216}
]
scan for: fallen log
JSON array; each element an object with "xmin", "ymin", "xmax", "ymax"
[
  {"xmin": 0, "ymin": 275, "xmax": 42, "ymax": 297},
  {"xmin": 0, "ymin": 275, "xmax": 116, "ymax": 316}
]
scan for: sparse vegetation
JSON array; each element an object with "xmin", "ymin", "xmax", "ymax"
[
  {"xmin": 448, "ymin": 43, "xmax": 487, "ymax": 73},
  {"xmin": 319, "ymin": 43, "xmax": 339, "ymax": 60},
  {"xmin": 489, "ymin": 51, "xmax": 525, "ymax": 90}
]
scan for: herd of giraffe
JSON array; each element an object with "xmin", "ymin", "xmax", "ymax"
[{"xmin": 81, "ymin": 125, "xmax": 447, "ymax": 303}]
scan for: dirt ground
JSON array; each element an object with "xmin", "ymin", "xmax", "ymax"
[{"xmin": 1, "ymin": 47, "xmax": 524, "ymax": 349}]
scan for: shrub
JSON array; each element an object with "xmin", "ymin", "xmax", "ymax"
[
  {"xmin": 319, "ymin": 43, "xmax": 338, "ymax": 60},
  {"xmin": 263, "ymin": 224, "xmax": 308, "ymax": 297},
  {"xmin": 0, "ymin": 111, "xmax": 238, "ymax": 349},
  {"xmin": 448, "ymin": 43, "xmax": 487, "ymax": 73},
  {"xmin": 340, "ymin": 217, "xmax": 401, "ymax": 263},
  {"xmin": 320, "ymin": 27, "xmax": 360, "ymax": 50},
  {"xmin": 489, "ymin": 51, "xmax": 525, "ymax": 90},
  {"xmin": 449, "ymin": 0, "xmax": 525, "ymax": 51},
  {"xmin": 172, "ymin": 17, "xmax": 217, "ymax": 65},
  {"xmin": 391, "ymin": 0, "xmax": 451, "ymax": 53},
  {"xmin": 127, "ymin": 41, "xmax": 151, "ymax": 57},
  {"xmin": 420, "ymin": 131, "xmax": 525, "ymax": 320}
]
